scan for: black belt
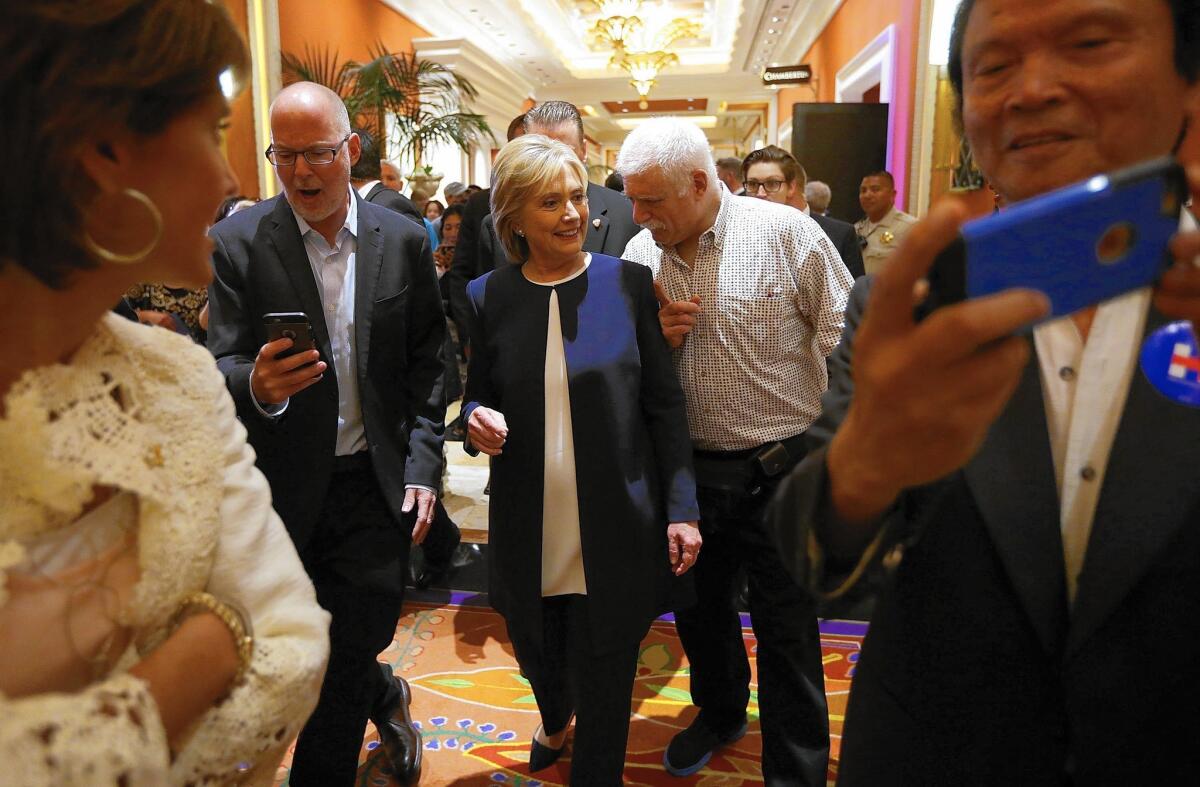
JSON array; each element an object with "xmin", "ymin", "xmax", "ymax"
[
  {"xmin": 694, "ymin": 433, "xmax": 807, "ymax": 464},
  {"xmin": 692, "ymin": 433, "xmax": 807, "ymax": 491},
  {"xmin": 331, "ymin": 451, "xmax": 371, "ymax": 474}
]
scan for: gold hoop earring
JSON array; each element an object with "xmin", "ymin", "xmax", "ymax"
[{"xmin": 83, "ymin": 188, "xmax": 163, "ymax": 265}]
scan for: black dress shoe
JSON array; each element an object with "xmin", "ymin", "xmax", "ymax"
[
  {"xmin": 371, "ymin": 673, "xmax": 423, "ymax": 785},
  {"xmin": 411, "ymin": 525, "xmax": 463, "ymax": 590},
  {"xmin": 410, "ymin": 561, "xmax": 438, "ymax": 591}
]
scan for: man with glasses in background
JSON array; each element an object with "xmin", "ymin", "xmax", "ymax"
[
  {"xmin": 208, "ymin": 82, "xmax": 446, "ymax": 786},
  {"xmin": 744, "ymin": 145, "xmax": 864, "ymax": 279}
]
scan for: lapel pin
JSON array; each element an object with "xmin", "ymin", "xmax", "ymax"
[
  {"xmin": 1140, "ymin": 320, "xmax": 1200, "ymax": 407},
  {"xmin": 592, "ymin": 219, "xmax": 602, "ymax": 229}
]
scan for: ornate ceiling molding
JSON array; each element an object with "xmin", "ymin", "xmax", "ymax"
[
  {"xmin": 411, "ymin": 36, "xmax": 538, "ymax": 138},
  {"xmin": 386, "ymin": 0, "xmax": 743, "ymax": 81},
  {"xmin": 769, "ymin": 0, "xmax": 844, "ymax": 69}
]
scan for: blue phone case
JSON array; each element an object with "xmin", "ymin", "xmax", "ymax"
[{"xmin": 918, "ymin": 157, "xmax": 1186, "ymax": 325}]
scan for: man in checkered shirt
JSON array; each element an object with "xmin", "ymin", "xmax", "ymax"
[{"xmin": 618, "ymin": 117, "xmax": 851, "ymax": 784}]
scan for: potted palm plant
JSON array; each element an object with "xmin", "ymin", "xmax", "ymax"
[{"xmin": 282, "ymin": 43, "xmax": 494, "ymax": 199}]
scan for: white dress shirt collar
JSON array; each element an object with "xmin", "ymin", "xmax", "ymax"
[
  {"xmin": 356, "ymin": 180, "xmax": 380, "ymax": 200},
  {"xmin": 1032, "ymin": 209, "xmax": 1196, "ymax": 604}
]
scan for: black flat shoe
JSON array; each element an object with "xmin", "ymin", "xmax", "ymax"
[{"xmin": 528, "ymin": 736, "xmax": 565, "ymax": 772}]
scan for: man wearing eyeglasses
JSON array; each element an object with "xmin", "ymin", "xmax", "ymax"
[
  {"xmin": 743, "ymin": 145, "xmax": 865, "ymax": 279},
  {"xmin": 207, "ymin": 82, "xmax": 446, "ymax": 786}
]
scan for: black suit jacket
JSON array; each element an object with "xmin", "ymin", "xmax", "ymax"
[
  {"xmin": 207, "ymin": 194, "xmax": 447, "ymax": 550},
  {"xmin": 447, "ymin": 182, "xmax": 639, "ymax": 341},
  {"xmin": 462, "ymin": 254, "xmax": 698, "ymax": 648},
  {"xmin": 444, "ymin": 189, "xmax": 491, "ymax": 331},
  {"xmin": 770, "ymin": 278, "xmax": 1200, "ymax": 784},
  {"xmin": 811, "ymin": 212, "xmax": 865, "ymax": 279},
  {"xmin": 363, "ymin": 181, "xmax": 423, "ymax": 228}
]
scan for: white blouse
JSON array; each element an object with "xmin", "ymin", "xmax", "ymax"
[
  {"xmin": 525, "ymin": 256, "xmax": 590, "ymax": 597},
  {"xmin": 0, "ymin": 313, "xmax": 330, "ymax": 786}
]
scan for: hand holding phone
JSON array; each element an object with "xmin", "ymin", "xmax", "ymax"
[
  {"xmin": 264, "ymin": 312, "xmax": 316, "ymax": 357},
  {"xmin": 824, "ymin": 202, "xmax": 1048, "ymax": 527},
  {"xmin": 253, "ymin": 313, "xmax": 325, "ymax": 405},
  {"xmin": 916, "ymin": 157, "xmax": 1187, "ymax": 325}
]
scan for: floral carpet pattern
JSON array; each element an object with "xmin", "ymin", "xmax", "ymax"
[{"xmin": 274, "ymin": 592, "xmax": 866, "ymax": 786}]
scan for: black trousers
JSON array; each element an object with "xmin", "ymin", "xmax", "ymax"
[
  {"xmin": 674, "ymin": 454, "xmax": 830, "ymax": 787},
  {"xmin": 290, "ymin": 461, "xmax": 411, "ymax": 787},
  {"xmin": 418, "ymin": 498, "xmax": 461, "ymax": 568},
  {"xmin": 506, "ymin": 595, "xmax": 643, "ymax": 786}
]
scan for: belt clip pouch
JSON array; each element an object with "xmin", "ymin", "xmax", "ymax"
[{"xmin": 752, "ymin": 441, "xmax": 791, "ymax": 479}]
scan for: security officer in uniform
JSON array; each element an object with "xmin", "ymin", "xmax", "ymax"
[{"xmin": 854, "ymin": 170, "xmax": 917, "ymax": 276}]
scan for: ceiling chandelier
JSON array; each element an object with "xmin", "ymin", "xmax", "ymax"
[{"xmin": 589, "ymin": 0, "xmax": 701, "ymax": 109}]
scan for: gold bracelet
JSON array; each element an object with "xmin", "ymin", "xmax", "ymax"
[{"xmin": 171, "ymin": 591, "xmax": 255, "ymax": 687}]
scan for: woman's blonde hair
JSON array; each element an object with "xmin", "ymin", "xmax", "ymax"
[{"xmin": 489, "ymin": 134, "xmax": 588, "ymax": 263}]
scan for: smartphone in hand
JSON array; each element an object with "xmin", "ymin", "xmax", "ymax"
[
  {"xmin": 263, "ymin": 312, "xmax": 315, "ymax": 359},
  {"xmin": 916, "ymin": 157, "xmax": 1187, "ymax": 325}
]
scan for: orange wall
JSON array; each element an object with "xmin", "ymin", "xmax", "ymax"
[
  {"xmin": 778, "ymin": 0, "xmax": 922, "ymax": 211},
  {"xmin": 278, "ymin": 0, "xmax": 430, "ymax": 64},
  {"xmin": 217, "ymin": 1, "xmax": 430, "ymax": 198},
  {"xmin": 220, "ymin": 0, "xmax": 259, "ymax": 199}
]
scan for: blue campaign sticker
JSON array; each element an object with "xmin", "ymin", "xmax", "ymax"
[{"xmin": 1140, "ymin": 320, "xmax": 1200, "ymax": 407}]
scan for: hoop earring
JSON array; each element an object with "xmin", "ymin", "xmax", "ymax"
[{"xmin": 83, "ymin": 188, "xmax": 163, "ymax": 265}]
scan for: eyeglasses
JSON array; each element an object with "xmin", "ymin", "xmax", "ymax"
[
  {"xmin": 265, "ymin": 134, "xmax": 351, "ymax": 166},
  {"xmin": 745, "ymin": 178, "xmax": 788, "ymax": 194}
]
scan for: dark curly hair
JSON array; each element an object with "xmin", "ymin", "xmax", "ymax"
[{"xmin": 0, "ymin": 0, "xmax": 248, "ymax": 287}]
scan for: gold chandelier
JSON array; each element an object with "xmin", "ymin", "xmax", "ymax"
[{"xmin": 589, "ymin": 0, "xmax": 700, "ymax": 109}]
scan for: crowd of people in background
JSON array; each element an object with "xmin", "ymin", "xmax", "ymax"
[{"xmin": 4, "ymin": 0, "xmax": 1200, "ymax": 785}]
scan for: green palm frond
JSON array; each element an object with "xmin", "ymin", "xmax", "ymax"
[
  {"xmin": 279, "ymin": 42, "xmax": 495, "ymax": 165},
  {"xmin": 280, "ymin": 45, "xmax": 356, "ymax": 99}
]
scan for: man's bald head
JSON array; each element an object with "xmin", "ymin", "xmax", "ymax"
[
  {"xmin": 268, "ymin": 81, "xmax": 359, "ymax": 234},
  {"xmin": 271, "ymin": 82, "xmax": 351, "ymax": 137}
]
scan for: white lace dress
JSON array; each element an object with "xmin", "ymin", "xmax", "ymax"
[{"xmin": 0, "ymin": 313, "xmax": 331, "ymax": 785}]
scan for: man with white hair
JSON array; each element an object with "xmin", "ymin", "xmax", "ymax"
[
  {"xmin": 804, "ymin": 180, "xmax": 832, "ymax": 215},
  {"xmin": 716, "ymin": 156, "xmax": 745, "ymax": 195},
  {"xmin": 618, "ymin": 117, "xmax": 851, "ymax": 784},
  {"xmin": 442, "ymin": 181, "xmax": 470, "ymax": 206},
  {"xmin": 380, "ymin": 159, "xmax": 405, "ymax": 192}
]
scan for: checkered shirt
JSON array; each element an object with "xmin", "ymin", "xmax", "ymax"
[{"xmin": 622, "ymin": 186, "xmax": 852, "ymax": 450}]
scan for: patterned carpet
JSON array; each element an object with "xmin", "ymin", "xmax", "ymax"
[{"xmin": 272, "ymin": 592, "xmax": 866, "ymax": 786}]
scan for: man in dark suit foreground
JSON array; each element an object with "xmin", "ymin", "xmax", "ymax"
[
  {"xmin": 770, "ymin": 0, "xmax": 1200, "ymax": 783},
  {"xmin": 743, "ymin": 145, "xmax": 865, "ymax": 279},
  {"xmin": 208, "ymin": 82, "xmax": 446, "ymax": 786},
  {"xmin": 350, "ymin": 127, "xmax": 423, "ymax": 227}
]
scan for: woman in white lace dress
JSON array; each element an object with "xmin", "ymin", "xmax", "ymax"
[{"xmin": 0, "ymin": 2, "xmax": 330, "ymax": 784}]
